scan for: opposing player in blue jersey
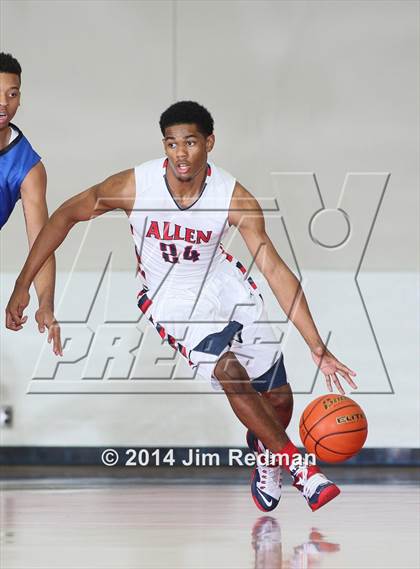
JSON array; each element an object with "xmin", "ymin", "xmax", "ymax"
[{"xmin": 0, "ymin": 52, "xmax": 61, "ymax": 354}]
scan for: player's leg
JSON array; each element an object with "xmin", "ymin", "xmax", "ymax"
[
  {"xmin": 249, "ymin": 383, "xmax": 293, "ymax": 451},
  {"xmin": 261, "ymin": 384, "xmax": 293, "ymax": 429},
  {"xmin": 214, "ymin": 351, "xmax": 340, "ymax": 512},
  {"xmin": 243, "ymin": 388, "xmax": 288, "ymax": 512},
  {"xmin": 245, "ymin": 384, "xmax": 293, "ymax": 511},
  {"xmin": 214, "ymin": 353, "xmax": 290, "ymax": 512},
  {"xmin": 214, "ymin": 351, "xmax": 289, "ymax": 451}
]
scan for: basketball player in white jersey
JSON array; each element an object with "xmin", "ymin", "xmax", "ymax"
[{"xmin": 6, "ymin": 101, "xmax": 357, "ymax": 512}]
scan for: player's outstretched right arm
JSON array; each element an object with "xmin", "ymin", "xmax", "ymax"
[{"xmin": 5, "ymin": 169, "xmax": 135, "ymax": 331}]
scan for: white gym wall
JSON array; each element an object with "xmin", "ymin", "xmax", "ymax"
[{"xmin": 1, "ymin": 1, "xmax": 418, "ymax": 449}]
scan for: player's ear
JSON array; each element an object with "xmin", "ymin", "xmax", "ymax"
[
  {"xmin": 162, "ymin": 138, "xmax": 167, "ymax": 155},
  {"xmin": 206, "ymin": 134, "xmax": 215, "ymax": 153}
]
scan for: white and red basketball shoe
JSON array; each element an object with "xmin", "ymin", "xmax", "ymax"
[
  {"xmin": 247, "ymin": 430, "xmax": 282, "ymax": 512},
  {"xmin": 291, "ymin": 465, "xmax": 340, "ymax": 511}
]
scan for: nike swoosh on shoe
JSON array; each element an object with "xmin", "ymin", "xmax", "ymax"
[{"xmin": 257, "ymin": 488, "xmax": 273, "ymax": 508}]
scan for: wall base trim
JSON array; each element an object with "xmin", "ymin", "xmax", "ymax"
[{"xmin": 0, "ymin": 447, "xmax": 418, "ymax": 467}]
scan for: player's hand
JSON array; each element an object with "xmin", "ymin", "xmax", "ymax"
[
  {"xmin": 311, "ymin": 347, "xmax": 357, "ymax": 394},
  {"xmin": 5, "ymin": 282, "xmax": 30, "ymax": 331},
  {"xmin": 35, "ymin": 306, "xmax": 63, "ymax": 356}
]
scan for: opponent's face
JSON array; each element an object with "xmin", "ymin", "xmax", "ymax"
[
  {"xmin": 0, "ymin": 73, "xmax": 21, "ymax": 128},
  {"xmin": 163, "ymin": 123, "xmax": 215, "ymax": 182}
]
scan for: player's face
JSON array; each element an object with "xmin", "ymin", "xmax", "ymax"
[
  {"xmin": 0, "ymin": 73, "xmax": 21, "ymax": 129},
  {"xmin": 163, "ymin": 123, "xmax": 215, "ymax": 182}
]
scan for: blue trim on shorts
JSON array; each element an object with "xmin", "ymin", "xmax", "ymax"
[
  {"xmin": 192, "ymin": 321, "xmax": 243, "ymax": 356},
  {"xmin": 251, "ymin": 355, "xmax": 287, "ymax": 393}
]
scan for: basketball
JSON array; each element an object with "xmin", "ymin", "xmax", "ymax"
[{"xmin": 299, "ymin": 395, "xmax": 368, "ymax": 463}]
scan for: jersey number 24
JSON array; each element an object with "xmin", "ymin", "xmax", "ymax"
[{"xmin": 160, "ymin": 243, "xmax": 200, "ymax": 264}]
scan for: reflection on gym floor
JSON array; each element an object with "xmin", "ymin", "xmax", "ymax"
[{"xmin": 252, "ymin": 517, "xmax": 340, "ymax": 568}]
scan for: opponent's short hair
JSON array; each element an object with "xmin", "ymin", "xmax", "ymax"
[
  {"xmin": 159, "ymin": 101, "xmax": 214, "ymax": 137},
  {"xmin": 0, "ymin": 52, "xmax": 22, "ymax": 79}
]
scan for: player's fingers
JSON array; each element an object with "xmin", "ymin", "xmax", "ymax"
[
  {"xmin": 47, "ymin": 321, "xmax": 61, "ymax": 355},
  {"xmin": 17, "ymin": 303, "xmax": 25, "ymax": 318},
  {"xmin": 5, "ymin": 310, "xmax": 14, "ymax": 329},
  {"xmin": 326, "ymin": 375, "xmax": 332, "ymax": 392},
  {"xmin": 337, "ymin": 370, "xmax": 358, "ymax": 389},
  {"xmin": 56, "ymin": 327, "xmax": 63, "ymax": 356},
  {"xmin": 5, "ymin": 309, "xmax": 23, "ymax": 330},
  {"xmin": 18, "ymin": 309, "xmax": 27, "ymax": 325},
  {"xmin": 332, "ymin": 373, "xmax": 345, "ymax": 395},
  {"xmin": 6, "ymin": 314, "xmax": 22, "ymax": 331},
  {"xmin": 48, "ymin": 324, "xmax": 57, "ymax": 349},
  {"xmin": 338, "ymin": 363, "xmax": 357, "ymax": 377},
  {"xmin": 52, "ymin": 327, "xmax": 63, "ymax": 356},
  {"xmin": 9, "ymin": 309, "xmax": 23, "ymax": 326}
]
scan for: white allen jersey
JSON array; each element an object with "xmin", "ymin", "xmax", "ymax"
[
  {"xmin": 128, "ymin": 158, "xmax": 236, "ymax": 297},
  {"xmin": 128, "ymin": 157, "xmax": 285, "ymax": 388}
]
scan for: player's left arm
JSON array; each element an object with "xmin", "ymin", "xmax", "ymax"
[
  {"xmin": 20, "ymin": 162, "xmax": 62, "ymax": 355},
  {"xmin": 228, "ymin": 182, "xmax": 357, "ymax": 393}
]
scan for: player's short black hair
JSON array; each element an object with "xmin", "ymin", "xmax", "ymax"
[
  {"xmin": 159, "ymin": 101, "xmax": 214, "ymax": 137},
  {"xmin": 0, "ymin": 52, "xmax": 22, "ymax": 80}
]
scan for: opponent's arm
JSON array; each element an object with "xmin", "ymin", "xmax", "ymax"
[
  {"xmin": 20, "ymin": 162, "xmax": 61, "ymax": 353},
  {"xmin": 228, "ymin": 182, "xmax": 357, "ymax": 393},
  {"xmin": 6, "ymin": 169, "xmax": 135, "ymax": 331}
]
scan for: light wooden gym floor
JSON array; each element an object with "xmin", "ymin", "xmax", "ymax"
[{"xmin": 1, "ymin": 477, "xmax": 419, "ymax": 569}]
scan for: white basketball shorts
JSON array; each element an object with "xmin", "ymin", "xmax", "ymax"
[{"xmin": 137, "ymin": 249, "xmax": 288, "ymax": 392}]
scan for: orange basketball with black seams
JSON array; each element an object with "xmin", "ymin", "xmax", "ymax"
[{"xmin": 299, "ymin": 395, "xmax": 368, "ymax": 463}]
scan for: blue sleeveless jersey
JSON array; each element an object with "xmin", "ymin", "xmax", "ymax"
[{"xmin": 0, "ymin": 124, "xmax": 41, "ymax": 229}]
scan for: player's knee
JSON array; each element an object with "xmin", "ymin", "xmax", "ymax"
[{"xmin": 214, "ymin": 352, "xmax": 250, "ymax": 394}]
